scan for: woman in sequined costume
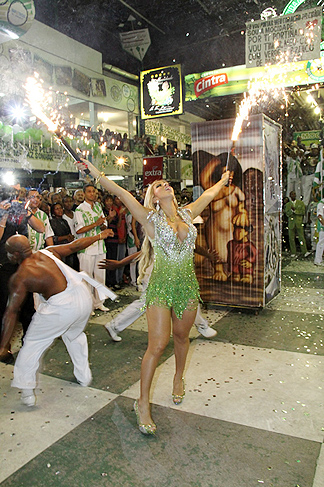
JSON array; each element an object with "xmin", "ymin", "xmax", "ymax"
[{"xmin": 77, "ymin": 158, "xmax": 229, "ymax": 434}]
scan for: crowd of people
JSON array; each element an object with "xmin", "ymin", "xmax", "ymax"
[
  {"xmin": 282, "ymin": 138, "xmax": 324, "ymax": 265},
  {"xmin": 57, "ymin": 124, "xmax": 192, "ymax": 159}
]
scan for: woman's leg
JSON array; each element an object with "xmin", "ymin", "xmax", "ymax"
[
  {"xmin": 138, "ymin": 306, "xmax": 171, "ymax": 425},
  {"xmin": 172, "ymin": 307, "xmax": 197, "ymax": 396}
]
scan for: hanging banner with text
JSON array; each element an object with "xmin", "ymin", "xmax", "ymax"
[
  {"xmin": 140, "ymin": 64, "xmax": 183, "ymax": 119},
  {"xmin": 143, "ymin": 156, "xmax": 163, "ymax": 186},
  {"xmin": 245, "ymin": 7, "xmax": 322, "ymax": 68},
  {"xmin": 120, "ymin": 29, "xmax": 151, "ymax": 61}
]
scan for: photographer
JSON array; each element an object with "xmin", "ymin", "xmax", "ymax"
[{"xmin": 0, "ymin": 193, "xmax": 45, "ymax": 362}]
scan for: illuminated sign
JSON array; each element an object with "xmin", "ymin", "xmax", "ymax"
[
  {"xmin": 143, "ymin": 156, "xmax": 163, "ymax": 185},
  {"xmin": 194, "ymin": 73, "xmax": 228, "ymax": 97},
  {"xmin": 283, "ymin": 0, "xmax": 308, "ymax": 15},
  {"xmin": 185, "ymin": 58, "xmax": 324, "ymax": 101},
  {"xmin": 140, "ymin": 64, "xmax": 183, "ymax": 119}
]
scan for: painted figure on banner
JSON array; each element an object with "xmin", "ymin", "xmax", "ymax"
[
  {"xmin": 191, "ymin": 115, "xmax": 274, "ymax": 308},
  {"xmin": 198, "ymin": 151, "xmax": 249, "ymax": 281},
  {"xmin": 227, "ymin": 212, "xmax": 257, "ymax": 284}
]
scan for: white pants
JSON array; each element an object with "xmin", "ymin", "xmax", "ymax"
[
  {"xmin": 287, "ymin": 175, "xmax": 301, "ymax": 200},
  {"xmin": 310, "ymin": 222, "xmax": 317, "ymax": 251},
  {"xmin": 301, "ymin": 175, "xmax": 314, "ymax": 207},
  {"xmin": 127, "ymin": 246, "xmax": 138, "ymax": 285},
  {"xmin": 78, "ymin": 253, "xmax": 106, "ymax": 308},
  {"xmin": 12, "ymin": 282, "xmax": 92, "ymax": 390},
  {"xmin": 109, "ymin": 299, "xmax": 206, "ymax": 333},
  {"xmin": 314, "ymin": 230, "xmax": 324, "ymax": 264}
]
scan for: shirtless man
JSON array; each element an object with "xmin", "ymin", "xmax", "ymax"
[{"xmin": 0, "ymin": 228, "xmax": 112, "ymax": 406}]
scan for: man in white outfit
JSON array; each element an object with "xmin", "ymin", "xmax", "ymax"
[
  {"xmin": 75, "ymin": 184, "xmax": 109, "ymax": 312},
  {"xmin": 314, "ymin": 197, "xmax": 324, "ymax": 266},
  {"xmin": 0, "ymin": 229, "xmax": 112, "ymax": 406}
]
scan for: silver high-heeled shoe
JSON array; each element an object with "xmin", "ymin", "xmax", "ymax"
[
  {"xmin": 172, "ymin": 377, "xmax": 185, "ymax": 405},
  {"xmin": 134, "ymin": 400, "xmax": 156, "ymax": 435}
]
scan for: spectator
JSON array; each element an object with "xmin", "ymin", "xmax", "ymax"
[
  {"xmin": 72, "ymin": 189, "xmax": 84, "ymax": 210},
  {"xmin": 122, "ymin": 133, "xmax": 130, "ymax": 152},
  {"xmin": 126, "ymin": 209, "xmax": 141, "ymax": 287},
  {"xmin": 284, "ymin": 191, "xmax": 311, "ymax": 258},
  {"xmin": 102, "ymin": 194, "xmax": 119, "ymax": 287},
  {"xmin": 50, "ymin": 202, "xmax": 75, "ymax": 267},
  {"xmin": 27, "ymin": 189, "xmax": 54, "ymax": 252},
  {"xmin": 114, "ymin": 195, "xmax": 127, "ymax": 287},
  {"xmin": 62, "ymin": 195, "xmax": 79, "ymax": 270},
  {"xmin": 144, "ymin": 136, "xmax": 154, "ymax": 156},
  {"xmin": 75, "ymin": 184, "xmax": 109, "ymax": 312},
  {"xmin": 0, "ymin": 193, "xmax": 45, "ymax": 353}
]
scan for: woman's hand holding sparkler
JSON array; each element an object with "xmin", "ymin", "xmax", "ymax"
[
  {"xmin": 221, "ymin": 170, "xmax": 231, "ymax": 186},
  {"xmin": 75, "ymin": 158, "xmax": 100, "ymax": 178}
]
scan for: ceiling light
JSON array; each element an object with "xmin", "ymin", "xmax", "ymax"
[
  {"xmin": 107, "ymin": 175, "xmax": 124, "ymax": 181},
  {"xmin": 2, "ymin": 171, "xmax": 15, "ymax": 185},
  {"xmin": 9, "ymin": 104, "xmax": 26, "ymax": 122}
]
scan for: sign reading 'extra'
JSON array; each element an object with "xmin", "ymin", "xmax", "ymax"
[
  {"xmin": 194, "ymin": 73, "xmax": 228, "ymax": 97},
  {"xmin": 143, "ymin": 156, "xmax": 163, "ymax": 185}
]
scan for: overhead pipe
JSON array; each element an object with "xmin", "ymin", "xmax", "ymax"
[{"xmin": 102, "ymin": 63, "xmax": 139, "ymax": 81}]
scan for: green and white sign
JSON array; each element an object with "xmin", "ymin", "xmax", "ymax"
[{"xmin": 0, "ymin": 0, "xmax": 35, "ymax": 42}]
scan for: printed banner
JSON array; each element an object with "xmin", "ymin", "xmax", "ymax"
[
  {"xmin": 185, "ymin": 57, "xmax": 324, "ymax": 101},
  {"xmin": 245, "ymin": 7, "xmax": 322, "ymax": 68},
  {"xmin": 120, "ymin": 29, "xmax": 151, "ymax": 61},
  {"xmin": 143, "ymin": 156, "xmax": 163, "ymax": 186},
  {"xmin": 293, "ymin": 130, "xmax": 320, "ymax": 148},
  {"xmin": 191, "ymin": 114, "xmax": 281, "ymax": 308},
  {"xmin": 140, "ymin": 65, "xmax": 183, "ymax": 119}
]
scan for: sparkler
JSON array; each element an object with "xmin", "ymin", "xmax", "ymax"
[
  {"xmin": 24, "ymin": 75, "xmax": 90, "ymax": 173},
  {"xmin": 226, "ymin": 63, "xmax": 289, "ymax": 172}
]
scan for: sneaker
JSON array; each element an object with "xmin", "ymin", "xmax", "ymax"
[
  {"xmin": 113, "ymin": 284, "xmax": 121, "ymax": 290},
  {"xmin": 290, "ymin": 254, "xmax": 296, "ymax": 258},
  {"xmin": 196, "ymin": 324, "xmax": 217, "ymax": 338},
  {"xmin": 106, "ymin": 324, "xmax": 122, "ymax": 341},
  {"xmin": 78, "ymin": 377, "xmax": 92, "ymax": 387},
  {"xmin": 91, "ymin": 311, "xmax": 95, "ymax": 316},
  {"xmin": 96, "ymin": 304, "xmax": 109, "ymax": 312},
  {"xmin": 21, "ymin": 389, "xmax": 36, "ymax": 407},
  {"xmin": 304, "ymin": 251, "xmax": 311, "ymax": 258},
  {"xmin": 314, "ymin": 262, "xmax": 324, "ymax": 266}
]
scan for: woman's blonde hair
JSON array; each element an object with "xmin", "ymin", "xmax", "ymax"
[{"xmin": 137, "ymin": 180, "xmax": 178, "ymax": 284}]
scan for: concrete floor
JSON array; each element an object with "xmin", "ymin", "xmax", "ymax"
[{"xmin": 1, "ymin": 253, "xmax": 324, "ymax": 487}]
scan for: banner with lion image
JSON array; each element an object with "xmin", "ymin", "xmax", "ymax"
[{"xmin": 192, "ymin": 114, "xmax": 281, "ymax": 308}]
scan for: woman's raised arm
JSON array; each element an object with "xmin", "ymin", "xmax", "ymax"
[
  {"xmin": 77, "ymin": 159, "xmax": 151, "ymax": 230},
  {"xmin": 185, "ymin": 170, "xmax": 230, "ymax": 219}
]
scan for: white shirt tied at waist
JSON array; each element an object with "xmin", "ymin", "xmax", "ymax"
[{"xmin": 40, "ymin": 249, "xmax": 117, "ymax": 302}]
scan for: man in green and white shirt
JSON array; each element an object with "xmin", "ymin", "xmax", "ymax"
[
  {"xmin": 27, "ymin": 189, "xmax": 54, "ymax": 252},
  {"xmin": 75, "ymin": 184, "xmax": 108, "ymax": 312}
]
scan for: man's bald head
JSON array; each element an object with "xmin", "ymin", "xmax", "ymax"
[{"xmin": 6, "ymin": 234, "xmax": 32, "ymax": 263}]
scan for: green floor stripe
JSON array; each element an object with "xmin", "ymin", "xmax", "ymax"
[{"xmin": 1, "ymin": 396, "xmax": 319, "ymax": 487}]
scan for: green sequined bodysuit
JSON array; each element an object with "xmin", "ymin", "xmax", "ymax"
[{"xmin": 144, "ymin": 208, "xmax": 200, "ymax": 318}]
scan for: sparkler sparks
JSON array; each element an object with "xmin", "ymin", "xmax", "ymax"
[
  {"xmin": 24, "ymin": 74, "xmax": 58, "ymax": 133},
  {"xmin": 24, "ymin": 73, "xmax": 87, "ymax": 169},
  {"xmin": 231, "ymin": 64, "xmax": 290, "ymax": 143}
]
